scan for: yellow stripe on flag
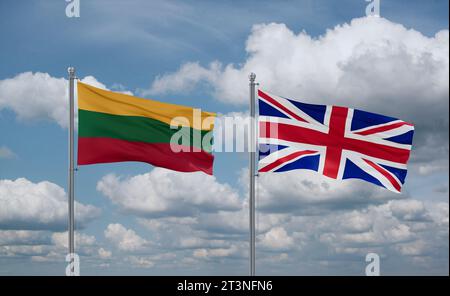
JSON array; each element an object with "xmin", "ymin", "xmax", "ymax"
[{"xmin": 77, "ymin": 82, "xmax": 215, "ymax": 130}]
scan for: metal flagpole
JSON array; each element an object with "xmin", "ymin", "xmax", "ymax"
[
  {"xmin": 249, "ymin": 73, "xmax": 256, "ymax": 276},
  {"xmin": 67, "ymin": 67, "xmax": 76, "ymax": 276}
]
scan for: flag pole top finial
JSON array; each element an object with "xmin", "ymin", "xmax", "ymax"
[
  {"xmin": 67, "ymin": 67, "xmax": 75, "ymax": 77},
  {"xmin": 249, "ymin": 72, "xmax": 256, "ymax": 82}
]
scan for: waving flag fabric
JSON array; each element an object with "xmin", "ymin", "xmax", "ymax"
[
  {"xmin": 77, "ymin": 82, "xmax": 216, "ymax": 175},
  {"xmin": 258, "ymin": 90, "xmax": 414, "ymax": 193}
]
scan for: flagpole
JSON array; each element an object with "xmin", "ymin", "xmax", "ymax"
[
  {"xmin": 67, "ymin": 67, "xmax": 76, "ymax": 276},
  {"xmin": 249, "ymin": 73, "xmax": 256, "ymax": 276}
]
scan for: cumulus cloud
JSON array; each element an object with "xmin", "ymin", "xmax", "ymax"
[
  {"xmin": 51, "ymin": 231, "xmax": 96, "ymax": 250},
  {"xmin": 427, "ymin": 202, "xmax": 449, "ymax": 227},
  {"xmin": 253, "ymin": 169, "xmax": 403, "ymax": 214},
  {"xmin": 93, "ymin": 164, "xmax": 447, "ymax": 273},
  {"xmin": 0, "ymin": 230, "xmax": 50, "ymax": 246},
  {"xmin": 95, "ymin": 168, "xmax": 249, "ymax": 266},
  {"xmin": 97, "ymin": 168, "xmax": 241, "ymax": 218},
  {"xmin": 389, "ymin": 200, "xmax": 431, "ymax": 222},
  {"xmin": 145, "ymin": 61, "xmax": 222, "ymax": 96},
  {"xmin": 137, "ymin": 215, "xmax": 245, "ymax": 259},
  {"xmin": 0, "ymin": 72, "xmax": 68, "ymax": 127},
  {"xmin": 0, "ymin": 72, "xmax": 125, "ymax": 128},
  {"xmin": 0, "ymin": 230, "xmax": 97, "ymax": 260},
  {"xmin": 126, "ymin": 255, "xmax": 155, "ymax": 268},
  {"xmin": 0, "ymin": 245, "xmax": 50, "ymax": 257},
  {"xmin": 98, "ymin": 247, "xmax": 112, "ymax": 259},
  {"xmin": 299, "ymin": 200, "xmax": 446, "ymax": 256},
  {"xmin": 0, "ymin": 178, "xmax": 100, "ymax": 230},
  {"xmin": 2, "ymin": 16, "xmax": 445, "ymax": 275},
  {"xmin": 104, "ymin": 223, "xmax": 149, "ymax": 252},
  {"xmin": 148, "ymin": 17, "xmax": 448, "ymax": 112},
  {"xmin": 98, "ymin": 174, "xmax": 448, "ymax": 274},
  {"xmin": 147, "ymin": 17, "xmax": 449, "ymax": 171},
  {"xmin": 134, "ymin": 197, "xmax": 447, "ymax": 273},
  {"xmin": 193, "ymin": 246, "xmax": 238, "ymax": 259},
  {"xmin": 196, "ymin": 207, "xmax": 286, "ymax": 236},
  {"xmin": 260, "ymin": 227, "xmax": 294, "ymax": 251}
]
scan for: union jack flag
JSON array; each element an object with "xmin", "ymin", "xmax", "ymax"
[{"xmin": 258, "ymin": 90, "xmax": 415, "ymax": 193}]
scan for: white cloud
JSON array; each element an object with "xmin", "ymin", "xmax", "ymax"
[
  {"xmin": 395, "ymin": 240, "xmax": 429, "ymax": 256},
  {"xmin": 196, "ymin": 206, "xmax": 286, "ymax": 235},
  {"xmin": 1, "ymin": 16, "xmax": 444, "ymax": 275},
  {"xmin": 0, "ymin": 230, "xmax": 97, "ymax": 260},
  {"xmin": 0, "ymin": 178, "xmax": 100, "ymax": 230},
  {"xmin": 110, "ymin": 83, "xmax": 134, "ymax": 96},
  {"xmin": 179, "ymin": 237, "xmax": 206, "ymax": 249},
  {"xmin": 0, "ymin": 245, "xmax": 49, "ymax": 257},
  {"xmin": 138, "ymin": 216, "xmax": 197, "ymax": 232},
  {"xmin": 324, "ymin": 221, "xmax": 410, "ymax": 247},
  {"xmin": 0, "ymin": 72, "xmax": 68, "ymax": 127},
  {"xmin": 104, "ymin": 223, "xmax": 148, "ymax": 252},
  {"xmin": 260, "ymin": 227, "xmax": 294, "ymax": 250},
  {"xmin": 97, "ymin": 168, "xmax": 241, "ymax": 218},
  {"xmin": 79, "ymin": 76, "xmax": 107, "ymax": 90},
  {"xmin": 0, "ymin": 230, "xmax": 50, "ymax": 246},
  {"xmin": 389, "ymin": 200, "xmax": 431, "ymax": 222},
  {"xmin": 193, "ymin": 246, "xmax": 237, "ymax": 258},
  {"xmin": 0, "ymin": 72, "xmax": 110, "ymax": 128},
  {"xmin": 313, "ymin": 201, "xmax": 442, "ymax": 252},
  {"xmin": 234, "ymin": 193, "xmax": 448, "ymax": 273},
  {"xmin": 98, "ymin": 247, "xmax": 112, "ymax": 259},
  {"xmin": 125, "ymin": 253, "xmax": 177, "ymax": 269},
  {"xmin": 253, "ymin": 169, "xmax": 402, "ymax": 214},
  {"xmin": 148, "ymin": 17, "xmax": 448, "ymax": 110},
  {"xmin": 338, "ymin": 211, "xmax": 373, "ymax": 233},
  {"xmin": 0, "ymin": 146, "xmax": 16, "ymax": 159},
  {"xmin": 93, "ymin": 166, "xmax": 447, "ymax": 273},
  {"xmin": 147, "ymin": 17, "xmax": 449, "ymax": 170},
  {"xmin": 427, "ymin": 202, "xmax": 449, "ymax": 227},
  {"xmin": 145, "ymin": 61, "xmax": 222, "ymax": 96},
  {"xmin": 126, "ymin": 255, "xmax": 155, "ymax": 268},
  {"xmin": 51, "ymin": 231, "xmax": 96, "ymax": 249}
]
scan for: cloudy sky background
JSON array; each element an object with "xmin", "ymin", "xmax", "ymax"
[{"xmin": 0, "ymin": 0, "xmax": 448, "ymax": 275}]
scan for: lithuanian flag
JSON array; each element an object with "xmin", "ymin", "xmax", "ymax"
[{"xmin": 77, "ymin": 82, "xmax": 216, "ymax": 175}]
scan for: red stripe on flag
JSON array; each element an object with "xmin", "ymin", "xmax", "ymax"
[
  {"xmin": 323, "ymin": 146, "xmax": 342, "ymax": 179},
  {"xmin": 355, "ymin": 122, "xmax": 413, "ymax": 136},
  {"xmin": 323, "ymin": 106, "xmax": 347, "ymax": 179},
  {"xmin": 259, "ymin": 121, "xmax": 411, "ymax": 164},
  {"xmin": 78, "ymin": 137, "xmax": 214, "ymax": 175},
  {"xmin": 258, "ymin": 90, "xmax": 307, "ymax": 122},
  {"xmin": 363, "ymin": 159, "xmax": 401, "ymax": 192},
  {"xmin": 259, "ymin": 150, "xmax": 317, "ymax": 173}
]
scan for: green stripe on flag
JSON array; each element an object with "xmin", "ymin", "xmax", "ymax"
[{"xmin": 78, "ymin": 109, "xmax": 213, "ymax": 152}]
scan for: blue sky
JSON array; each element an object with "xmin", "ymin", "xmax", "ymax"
[{"xmin": 0, "ymin": 0, "xmax": 448, "ymax": 275}]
